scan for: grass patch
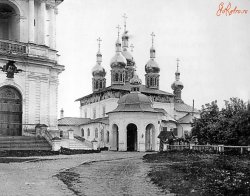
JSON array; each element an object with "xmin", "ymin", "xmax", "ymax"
[{"xmin": 143, "ymin": 150, "xmax": 250, "ymax": 195}]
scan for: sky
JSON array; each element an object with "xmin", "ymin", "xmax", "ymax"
[{"xmin": 56, "ymin": 0, "xmax": 250, "ymax": 118}]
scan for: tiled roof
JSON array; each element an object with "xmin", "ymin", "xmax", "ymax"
[
  {"xmin": 178, "ymin": 113, "xmax": 196, "ymax": 124},
  {"xmin": 174, "ymin": 103, "xmax": 199, "ymax": 113},
  {"xmin": 154, "ymin": 108, "xmax": 176, "ymax": 122},
  {"xmin": 85, "ymin": 117, "xmax": 109, "ymax": 125},
  {"xmin": 75, "ymin": 83, "xmax": 173, "ymax": 101},
  {"xmin": 58, "ymin": 117, "xmax": 91, "ymax": 126}
]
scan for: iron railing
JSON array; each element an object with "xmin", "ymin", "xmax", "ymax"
[{"xmin": 0, "ymin": 39, "xmax": 27, "ymax": 54}]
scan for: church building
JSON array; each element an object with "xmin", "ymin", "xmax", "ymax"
[
  {"xmin": 0, "ymin": 0, "xmax": 64, "ymax": 137},
  {"xmin": 59, "ymin": 16, "xmax": 199, "ymax": 152}
]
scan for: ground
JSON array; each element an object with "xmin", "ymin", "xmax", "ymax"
[
  {"xmin": 143, "ymin": 150, "xmax": 250, "ymax": 196},
  {"xmin": 0, "ymin": 152, "xmax": 172, "ymax": 196}
]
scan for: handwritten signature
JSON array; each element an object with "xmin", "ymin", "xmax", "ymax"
[{"xmin": 216, "ymin": 2, "xmax": 248, "ymax": 16}]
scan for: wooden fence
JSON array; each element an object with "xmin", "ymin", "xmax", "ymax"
[{"xmin": 164, "ymin": 144, "xmax": 250, "ymax": 154}]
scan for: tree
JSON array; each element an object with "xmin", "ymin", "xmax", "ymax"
[{"xmin": 191, "ymin": 98, "xmax": 250, "ymax": 145}]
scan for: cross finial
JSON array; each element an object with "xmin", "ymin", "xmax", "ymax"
[
  {"xmin": 122, "ymin": 13, "xmax": 128, "ymax": 32},
  {"xmin": 176, "ymin": 58, "xmax": 180, "ymax": 71},
  {"xmin": 151, "ymin": 32, "xmax": 155, "ymax": 47},
  {"xmin": 130, "ymin": 44, "xmax": 134, "ymax": 52},
  {"xmin": 116, "ymin": 25, "xmax": 121, "ymax": 39},
  {"xmin": 97, "ymin": 37, "xmax": 102, "ymax": 51}
]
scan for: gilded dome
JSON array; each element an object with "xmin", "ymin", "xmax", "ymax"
[
  {"xmin": 145, "ymin": 59, "xmax": 160, "ymax": 73},
  {"xmin": 171, "ymin": 80, "xmax": 184, "ymax": 90},
  {"xmin": 110, "ymin": 39, "xmax": 127, "ymax": 69},
  {"xmin": 92, "ymin": 63, "xmax": 106, "ymax": 77}
]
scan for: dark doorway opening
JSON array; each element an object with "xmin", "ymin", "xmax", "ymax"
[{"xmin": 127, "ymin": 123, "xmax": 137, "ymax": 151}]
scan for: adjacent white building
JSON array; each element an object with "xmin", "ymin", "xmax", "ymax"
[{"xmin": 0, "ymin": 0, "xmax": 64, "ymax": 136}]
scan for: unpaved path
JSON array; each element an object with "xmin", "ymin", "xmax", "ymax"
[{"xmin": 0, "ymin": 152, "xmax": 170, "ymax": 196}]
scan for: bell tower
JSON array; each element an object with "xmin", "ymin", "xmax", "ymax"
[{"xmin": 0, "ymin": 0, "xmax": 64, "ymax": 134}]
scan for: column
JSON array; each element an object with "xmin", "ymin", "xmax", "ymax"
[
  {"xmin": 39, "ymin": 0, "xmax": 46, "ymax": 45},
  {"xmin": 28, "ymin": 0, "xmax": 35, "ymax": 42}
]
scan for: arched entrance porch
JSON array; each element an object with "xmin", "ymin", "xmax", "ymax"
[
  {"xmin": 0, "ymin": 86, "xmax": 22, "ymax": 136},
  {"xmin": 145, "ymin": 124, "xmax": 156, "ymax": 151},
  {"xmin": 112, "ymin": 124, "xmax": 119, "ymax": 151},
  {"xmin": 127, "ymin": 123, "xmax": 137, "ymax": 151}
]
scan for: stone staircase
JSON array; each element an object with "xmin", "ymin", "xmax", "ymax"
[
  {"xmin": 60, "ymin": 136, "xmax": 93, "ymax": 150},
  {"xmin": 0, "ymin": 136, "xmax": 52, "ymax": 151}
]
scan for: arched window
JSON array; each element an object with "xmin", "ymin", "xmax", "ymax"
[
  {"xmin": 95, "ymin": 81, "xmax": 98, "ymax": 89},
  {"xmin": 101, "ymin": 129, "xmax": 104, "ymax": 141},
  {"xmin": 95, "ymin": 128, "xmax": 98, "ymax": 138},
  {"xmin": 120, "ymin": 73, "xmax": 123, "ymax": 81},
  {"xmin": 150, "ymin": 77, "xmax": 153, "ymax": 86},
  {"xmin": 60, "ymin": 130, "xmax": 63, "ymax": 138},
  {"xmin": 87, "ymin": 128, "xmax": 90, "ymax": 137},
  {"xmin": 81, "ymin": 128, "xmax": 84, "ymax": 137},
  {"xmin": 107, "ymin": 131, "xmax": 109, "ymax": 143},
  {"xmin": 115, "ymin": 73, "xmax": 119, "ymax": 81},
  {"xmin": 99, "ymin": 81, "xmax": 102, "ymax": 89}
]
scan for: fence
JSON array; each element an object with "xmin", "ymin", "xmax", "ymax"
[{"xmin": 164, "ymin": 144, "xmax": 250, "ymax": 154}]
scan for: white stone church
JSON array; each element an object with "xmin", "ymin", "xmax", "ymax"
[{"xmin": 59, "ymin": 20, "xmax": 199, "ymax": 152}]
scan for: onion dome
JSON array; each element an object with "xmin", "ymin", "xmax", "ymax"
[
  {"xmin": 145, "ymin": 46, "xmax": 160, "ymax": 73},
  {"xmin": 171, "ymin": 59, "xmax": 184, "ymax": 90},
  {"xmin": 110, "ymin": 37, "xmax": 127, "ymax": 69},
  {"xmin": 92, "ymin": 38, "xmax": 106, "ymax": 77},
  {"xmin": 122, "ymin": 31, "xmax": 135, "ymax": 67},
  {"xmin": 130, "ymin": 71, "xmax": 142, "ymax": 85},
  {"xmin": 145, "ymin": 33, "xmax": 160, "ymax": 74}
]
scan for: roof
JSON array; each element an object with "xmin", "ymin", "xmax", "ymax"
[
  {"xmin": 174, "ymin": 103, "xmax": 199, "ymax": 113},
  {"xmin": 58, "ymin": 117, "xmax": 90, "ymax": 126},
  {"xmin": 154, "ymin": 108, "xmax": 176, "ymax": 122},
  {"xmin": 85, "ymin": 117, "xmax": 109, "ymax": 125},
  {"xmin": 109, "ymin": 92, "xmax": 161, "ymax": 114},
  {"xmin": 178, "ymin": 113, "xmax": 196, "ymax": 124},
  {"xmin": 75, "ymin": 83, "xmax": 173, "ymax": 101},
  {"xmin": 158, "ymin": 131, "xmax": 176, "ymax": 141}
]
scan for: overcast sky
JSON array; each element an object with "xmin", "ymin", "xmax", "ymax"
[{"xmin": 56, "ymin": 0, "xmax": 250, "ymax": 118}]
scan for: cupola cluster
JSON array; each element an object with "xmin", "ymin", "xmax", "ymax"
[{"xmin": 91, "ymin": 14, "xmax": 185, "ymax": 102}]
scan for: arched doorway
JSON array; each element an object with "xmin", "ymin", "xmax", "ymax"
[
  {"xmin": 145, "ymin": 124, "xmax": 156, "ymax": 151},
  {"xmin": 127, "ymin": 123, "xmax": 137, "ymax": 151},
  {"xmin": 0, "ymin": 86, "xmax": 22, "ymax": 136},
  {"xmin": 0, "ymin": 3, "xmax": 20, "ymax": 41},
  {"xmin": 112, "ymin": 124, "xmax": 119, "ymax": 151}
]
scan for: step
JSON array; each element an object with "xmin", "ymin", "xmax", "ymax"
[{"xmin": 0, "ymin": 146, "xmax": 52, "ymax": 151}]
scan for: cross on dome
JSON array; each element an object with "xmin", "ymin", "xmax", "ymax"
[
  {"xmin": 176, "ymin": 58, "xmax": 180, "ymax": 71},
  {"xmin": 122, "ymin": 13, "xmax": 128, "ymax": 32},
  {"xmin": 97, "ymin": 37, "xmax": 102, "ymax": 51},
  {"xmin": 130, "ymin": 44, "xmax": 134, "ymax": 52},
  {"xmin": 116, "ymin": 25, "xmax": 121, "ymax": 39},
  {"xmin": 151, "ymin": 32, "xmax": 155, "ymax": 47}
]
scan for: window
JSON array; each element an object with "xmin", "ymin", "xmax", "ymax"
[
  {"xmin": 93, "ymin": 108, "xmax": 96, "ymax": 119},
  {"xmin": 150, "ymin": 77, "xmax": 153, "ymax": 86},
  {"xmin": 95, "ymin": 81, "xmax": 98, "ymax": 89},
  {"xmin": 95, "ymin": 128, "xmax": 98, "ymax": 138},
  {"xmin": 84, "ymin": 110, "xmax": 87, "ymax": 118},
  {"xmin": 87, "ymin": 128, "xmax": 90, "ymax": 137},
  {"xmin": 107, "ymin": 131, "xmax": 109, "ymax": 143},
  {"xmin": 115, "ymin": 73, "xmax": 119, "ymax": 81},
  {"xmin": 120, "ymin": 73, "xmax": 123, "ymax": 81},
  {"xmin": 99, "ymin": 81, "xmax": 102, "ymax": 89},
  {"xmin": 60, "ymin": 131, "xmax": 63, "ymax": 138},
  {"xmin": 101, "ymin": 129, "xmax": 104, "ymax": 141},
  {"xmin": 102, "ymin": 105, "xmax": 106, "ymax": 117},
  {"xmin": 81, "ymin": 128, "xmax": 84, "ymax": 137}
]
